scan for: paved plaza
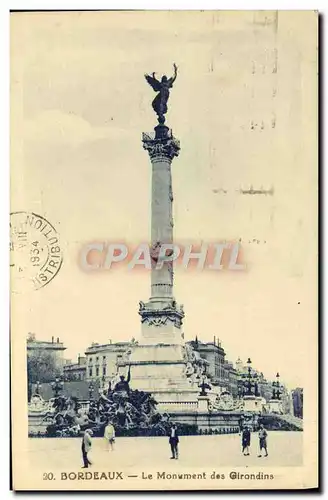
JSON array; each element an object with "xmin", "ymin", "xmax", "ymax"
[{"xmin": 28, "ymin": 432, "xmax": 302, "ymax": 470}]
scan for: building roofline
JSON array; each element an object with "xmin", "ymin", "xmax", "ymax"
[
  {"xmin": 27, "ymin": 343, "xmax": 66, "ymax": 350},
  {"xmin": 85, "ymin": 342, "xmax": 133, "ymax": 354}
]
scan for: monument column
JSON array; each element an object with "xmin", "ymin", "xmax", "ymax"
[
  {"xmin": 143, "ymin": 126, "xmax": 179, "ymax": 299},
  {"xmin": 127, "ymin": 66, "xmax": 200, "ymax": 406},
  {"xmin": 139, "ymin": 125, "xmax": 184, "ymax": 345},
  {"xmin": 135, "ymin": 64, "xmax": 185, "ymax": 345}
]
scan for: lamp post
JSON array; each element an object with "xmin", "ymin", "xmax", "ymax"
[
  {"xmin": 269, "ymin": 372, "xmax": 283, "ymax": 414},
  {"xmin": 244, "ymin": 358, "xmax": 261, "ymax": 396},
  {"xmin": 241, "ymin": 358, "xmax": 254, "ymax": 396},
  {"xmin": 198, "ymin": 364, "xmax": 211, "ymax": 396},
  {"xmin": 35, "ymin": 380, "xmax": 41, "ymax": 395},
  {"xmin": 199, "ymin": 374, "xmax": 211, "ymax": 396},
  {"xmin": 253, "ymin": 372, "xmax": 260, "ymax": 397},
  {"xmin": 272, "ymin": 372, "xmax": 281, "ymax": 400},
  {"xmin": 51, "ymin": 377, "xmax": 64, "ymax": 397},
  {"xmin": 238, "ymin": 359, "xmax": 263, "ymax": 416}
]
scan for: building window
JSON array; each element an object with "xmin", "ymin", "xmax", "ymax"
[
  {"xmin": 96, "ymin": 367, "xmax": 99, "ymax": 377},
  {"xmin": 96, "ymin": 357, "xmax": 99, "ymax": 362},
  {"xmin": 103, "ymin": 355, "xmax": 106, "ymax": 362},
  {"xmin": 103, "ymin": 366, "xmax": 106, "ymax": 376},
  {"xmin": 89, "ymin": 357, "xmax": 92, "ymax": 364},
  {"xmin": 89, "ymin": 368, "xmax": 93, "ymax": 377}
]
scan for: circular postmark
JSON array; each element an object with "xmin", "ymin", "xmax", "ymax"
[{"xmin": 10, "ymin": 212, "xmax": 63, "ymax": 292}]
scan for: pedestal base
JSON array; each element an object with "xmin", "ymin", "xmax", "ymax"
[
  {"xmin": 128, "ymin": 342, "xmax": 200, "ymax": 411},
  {"xmin": 268, "ymin": 399, "xmax": 283, "ymax": 414},
  {"xmin": 197, "ymin": 396, "xmax": 209, "ymax": 413},
  {"xmin": 243, "ymin": 395, "xmax": 261, "ymax": 413}
]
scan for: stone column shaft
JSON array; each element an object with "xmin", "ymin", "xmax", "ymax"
[
  {"xmin": 138, "ymin": 127, "xmax": 184, "ymax": 344},
  {"xmin": 142, "ymin": 129, "xmax": 180, "ymax": 300},
  {"xmin": 150, "ymin": 157, "xmax": 173, "ymax": 298}
]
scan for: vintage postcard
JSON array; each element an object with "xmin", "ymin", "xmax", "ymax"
[{"xmin": 10, "ymin": 10, "xmax": 318, "ymax": 491}]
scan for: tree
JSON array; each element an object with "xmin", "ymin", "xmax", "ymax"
[
  {"xmin": 27, "ymin": 332, "xmax": 36, "ymax": 343},
  {"xmin": 27, "ymin": 348, "xmax": 60, "ymax": 385}
]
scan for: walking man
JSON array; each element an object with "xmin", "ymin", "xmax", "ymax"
[
  {"xmin": 169, "ymin": 423, "xmax": 179, "ymax": 460},
  {"xmin": 241, "ymin": 426, "xmax": 251, "ymax": 456},
  {"xmin": 258, "ymin": 424, "xmax": 268, "ymax": 457},
  {"xmin": 81, "ymin": 429, "xmax": 93, "ymax": 468},
  {"xmin": 104, "ymin": 420, "xmax": 116, "ymax": 451}
]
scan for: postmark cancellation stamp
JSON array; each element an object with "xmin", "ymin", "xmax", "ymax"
[{"xmin": 10, "ymin": 212, "xmax": 63, "ymax": 292}]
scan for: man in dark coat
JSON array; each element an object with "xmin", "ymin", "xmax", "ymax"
[
  {"xmin": 168, "ymin": 423, "xmax": 179, "ymax": 459},
  {"xmin": 241, "ymin": 426, "xmax": 251, "ymax": 456},
  {"xmin": 81, "ymin": 429, "xmax": 93, "ymax": 468}
]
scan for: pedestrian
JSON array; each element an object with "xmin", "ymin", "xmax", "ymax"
[
  {"xmin": 241, "ymin": 426, "xmax": 251, "ymax": 456},
  {"xmin": 104, "ymin": 420, "xmax": 116, "ymax": 451},
  {"xmin": 168, "ymin": 423, "xmax": 179, "ymax": 460},
  {"xmin": 258, "ymin": 424, "xmax": 268, "ymax": 457},
  {"xmin": 81, "ymin": 429, "xmax": 93, "ymax": 468}
]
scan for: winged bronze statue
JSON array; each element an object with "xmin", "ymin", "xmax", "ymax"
[{"xmin": 145, "ymin": 63, "xmax": 178, "ymax": 124}]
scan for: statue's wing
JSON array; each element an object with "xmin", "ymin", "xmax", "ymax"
[{"xmin": 145, "ymin": 74, "xmax": 161, "ymax": 92}]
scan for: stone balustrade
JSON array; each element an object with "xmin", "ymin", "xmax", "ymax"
[{"xmin": 158, "ymin": 400, "xmax": 199, "ymax": 413}]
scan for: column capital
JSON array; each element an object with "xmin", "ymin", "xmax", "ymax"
[{"xmin": 142, "ymin": 129, "xmax": 180, "ymax": 162}]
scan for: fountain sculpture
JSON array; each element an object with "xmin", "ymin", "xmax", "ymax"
[{"xmin": 29, "ymin": 377, "xmax": 173, "ymax": 437}]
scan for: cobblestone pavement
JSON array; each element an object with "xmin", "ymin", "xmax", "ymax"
[{"xmin": 28, "ymin": 431, "xmax": 302, "ymax": 470}]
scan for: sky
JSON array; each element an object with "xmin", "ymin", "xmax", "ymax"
[{"xmin": 11, "ymin": 11, "xmax": 317, "ymax": 389}]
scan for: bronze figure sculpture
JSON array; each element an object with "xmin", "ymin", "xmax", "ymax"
[{"xmin": 145, "ymin": 63, "xmax": 178, "ymax": 124}]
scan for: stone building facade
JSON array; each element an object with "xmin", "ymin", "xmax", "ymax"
[
  {"xmin": 186, "ymin": 338, "xmax": 240, "ymax": 396},
  {"xmin": 70, "ymin": 337, "xmax": 288, "ymax": 405},
  {"xmin": 223, "ymin": 360, "xmax": 239, "ymax": 397},
  {"xmin": 292, "ymin": 388, "xmax": 303, "ymax": 418},
  {"xmin": 27, "ymin": 333, "xmax": 66, "ymax": 374},
  {"xmin": 186, "ymin": 338, "xmax": 226, "ymax": 382},
  {"xmin": 63, "ymin": 355, "xmax": 87, "ymax": 381},
  {"xmin": 84, "ymin": 340, "xmax": 134, "ymax": 386}
]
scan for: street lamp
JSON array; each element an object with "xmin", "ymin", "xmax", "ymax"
[
  {"xmin": 272, "ymin": 372, "xmax": 281, "ymax": 400},
  {"xmin": 245, "ymin": 358, "xmax": 253, "ymax": 395},
  {"xmin": 198, "ymin": 365, "xmax": 211, "ymax": 397},
  {"xmin": 239, "ymin": 358, "xmax": 260, "ymax": 397},
  {"xmin": 253, "ymin": 372, "xmax": 260, "ymax": 397},
  {"xmin": 199, "ymin": 374, "xmax": 211, "ymax": 396},
  {"xmin": 51, "ymin": 377, "xmax": 64, "ymax": 397}
]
